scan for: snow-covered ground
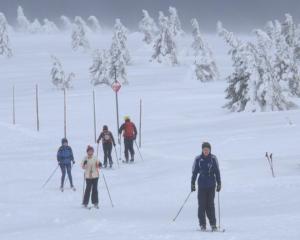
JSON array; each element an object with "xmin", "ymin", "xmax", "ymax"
[{"xmin": 0, "ymin": 32, "xmax": 300, "ymax": 240}]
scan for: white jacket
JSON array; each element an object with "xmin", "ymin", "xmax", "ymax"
[{"xmin": 81, "ymin": 156, "xmax": 100, "ymax": 179}]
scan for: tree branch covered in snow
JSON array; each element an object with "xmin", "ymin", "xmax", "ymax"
[{"xmin": 0, "ymin": 13, "xmax": 12, "ymax": 58}]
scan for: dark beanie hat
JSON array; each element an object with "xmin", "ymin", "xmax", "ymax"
[
  {"xmin": 103, "ymin": 125, "xmax": 108, "ymax": 131},
  {"xmin": 202, "ymin": 142, "xmax": 211, "ymax": 150},
  {"xmin": 62, "ymin": 138, "xmax": 68, "ymax": 144},
  {"xmin": 87, "ymin": 145, "xmax": 94, "ymax": 152}
]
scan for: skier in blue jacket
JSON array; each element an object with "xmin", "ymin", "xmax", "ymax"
[
  {"xmin": 57, "ymin": 138, "xmax": 75, "ymax": 191},
  {"xmin": 191, "ymin": 142, "xmax": 221, "ymax": 231}
]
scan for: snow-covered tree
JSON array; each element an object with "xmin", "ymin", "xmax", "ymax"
[
  {"xmin": 87, "ymin": 16, "xmax": 101, "ymax": 32},
  {"xmin": 168, "ymin": 6, "xmax": 184, "ymax": 36},
  {"xmin": 110, "ymin": 19, "xmax": 130, "ymax": 64},
  {"xmin": 74, "ymin": 16, "xmax": 89, "ymax": 33},
  {"xmin": 71, "ymin": 16, "xmax": 90, "ymax": 51},
  {"xmin": 61, "ymin": 15, "xmax": 73, "ymax": 31},
  {"xmin": 158, "ymin": 11, "xmax": 166, "ymax": 27},
  {"xmin": 43, "ymin": 19, "xmax": 59, "ymax": 34},
  {"xmin": 90, "ymin": 49, "xmax": 111, "ymax": 86},
  {"xmin": 152, "ymin": 14, "xmax": 178, "ymax": 65},
  {"xmin": 191, "ymin": 18, "xmax": 218, "ymax": 81},
  {"xmin": 218, "ymin": 22, "xmax": 258, "ymax": 112},
  {"xmin": 252, "ymin": 29, "xmax": 294, "ymax": 111},
  {"xmin": 29, "ymin": 19, "xmax": 43, "ymax": 34},
  {"xmin": 50, "ymin": 56, "xmax": 74, "ymax": 90},
  {"xmin": 0, "ymin": 13, "xmax": 12, "ymax": 58},
  {"xmin": 109, "ymin": 45, "xmax": 127, "ymax": 85},
  {"xmin": 139, "ymin": 10, "xmax": 158, "ymax": 44},
  {"xmin": 264, "ymin": 19, "xmax": 300, "ymax": 97},
  {"xmin": 281, "ymin": 14, "xmax": 300, "ymax": 61},
  {"xmin": 17, "ymin": 6, "xmax": 30, "ymax": 32}
]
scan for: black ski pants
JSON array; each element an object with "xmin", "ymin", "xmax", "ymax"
[
  {"xmin": 103, "ymin": 143, "xmax": 113, "ymax": 166},
  {"xmin": 197, "ymin": 187, "xmax": 217, "ymax": 227},
  {"xmin": 124, "ymin": 138, "xmax": 135, "ymax": 161},
  {"xmin": 83, "ymin": 178, "xmax": 99, "ymax": 205}
]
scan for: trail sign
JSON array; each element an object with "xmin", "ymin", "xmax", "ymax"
[{"xmin": 112, "ymin": 81, "xmax": 121, "ymax": 93}]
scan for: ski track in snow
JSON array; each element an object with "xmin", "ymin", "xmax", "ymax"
[{"xmin": 0, "ymin": 33, "xmax": 299, "ymax": 240}]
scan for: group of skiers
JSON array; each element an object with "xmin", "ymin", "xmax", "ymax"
[
  {"xmin": 56, "ymin": 116, "xmax": 222, "ymax": 231},
  {"xmin": 56, "ymin": 116, "xmax": 138, "ymax": 208}
]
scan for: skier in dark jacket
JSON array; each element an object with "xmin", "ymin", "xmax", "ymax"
[
  {"xmin": 97, "ymin": 125, "xmax": 116, "ymax": 168},
  {"xmin": 57, "ymin": 138, "xmax": 75, "ymax": 191},
  {"xmin": 118, "ymin": 116, "xmax": 137, "ymax": 163},
  {"xmin": 191, "ymin": 142, "xmax": 221, "ymax": 232}
]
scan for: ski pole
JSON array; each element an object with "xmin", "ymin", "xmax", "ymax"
[
  {"xmin": 41, "ymin": 165, "xmax": 59, "ymax": 189},
  {"xmin": 82, "ymin": 173, "xmax": 85, "ymax": 202},
  {"xmin": 173, "ymin": 191, "xmax": 192, "ymax": 222},
  {"xmin": 101, "ymin": 172, "xmax": 114, "ymax": 207},
  {"xmin": 218, "ymin": 192, "xmax": 221, "ymax": 230},
  {"xmin": 96, "ymin": 143, "xmax": 100, "ymax": 159},
  {"xmin": 135, "ymin": 140, "xmax": 144, "ymax": 161},
  {"xmin": 113, "ymin": 145, "xmax": 120, "ymax": 168},
  {"xmin": 118, "ymin": 136, "xmax": 122, "ymax": 162}
]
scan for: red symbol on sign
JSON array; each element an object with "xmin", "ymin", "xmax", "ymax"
[{"xmin": 112, "ymin": 81, "xmax": 121, "ymax": 93}]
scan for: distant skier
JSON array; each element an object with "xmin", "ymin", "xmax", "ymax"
[
  {"xmin": 191, "ymin": 142, "xmax": 221, "ymax": 232},
  {"xmin": 118, "ymin": 116, "xmax": 137, "ymax": 163},
  {"xmin": 82, "ymin": 145, "xmax": 101, "ymax": 208},
  {"xmin": 97, "ymin": 125, "xmax": 116, "ymax": 168},
  {"xmin": 57, "ymin": 138, "xmax": 76, "ymax": 192}
]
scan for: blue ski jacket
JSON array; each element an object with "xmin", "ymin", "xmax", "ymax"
[
  {"xmin": 57, "ymin": 146, "xmax": 74, "ymax": 165},
  {"xmin": 191, "ymin": 153, "xmax": 221, "ymax": 189}
]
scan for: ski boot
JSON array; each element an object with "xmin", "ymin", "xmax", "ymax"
[
  {"xmin": 94, "ymin": 204, "xmax": 99, "ymax": 209},
  {"xmin": 211, "ymin": 225, "xmax": 218, "ymax": 232},
  {"xmin": 200, "ymin": 225, "xmax": 206, "ymax": 232},
  {"xmin": 60, "ymin": 186, "xmax": 64, "ymax": 192}
]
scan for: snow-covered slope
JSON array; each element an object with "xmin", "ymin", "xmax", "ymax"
[{"xmin": 0, "ymin": 32, "xmax": 299, "ymax": 240}]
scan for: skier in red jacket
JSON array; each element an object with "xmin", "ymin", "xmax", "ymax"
[{"xmin": 118, "ymin": 116, "xmax": 137, "ymax": 163}]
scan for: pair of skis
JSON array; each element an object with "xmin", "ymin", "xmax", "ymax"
[
  {"xmin": 265, "ymin": 152, "xmax": 275, "ymax": 177},
  {"xmin": 199, "ymin": 229, "xmax": 226, "ymax": 233},
  {"xmin": 83, "ymin": 205, "xmax": 99, "ymax": 210}
]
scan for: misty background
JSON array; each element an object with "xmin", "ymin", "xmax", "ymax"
[{"xmin": 1, "ymin": 0, "xmax": 300, "ymax": 32}]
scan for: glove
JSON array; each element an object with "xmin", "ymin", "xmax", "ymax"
[
  {"xmin": 191, "ymin": 184, "xmax": 196, "ymax": 192},
  {"xmin": 97, "ymin": 140, "xmax": 100, "ymax": 144},
  {"xmin": 113, "ymin": 143, "xmax": 116, "ymax": 147},
  {"xmin": 216, "ymin": 184, "xmax": 221, "ymax": 192},
  {"xmin": 83, "ymin": 160, "xmax": 88, "ymax": 166},
  {"xmin": 98, "ymin": 162, "xmax": 103, "ymax": 168},
  {"xmin": 133, "ymin": 135, "xmax": 137, "ymax": 140},
  {"xmin": 72, "ymin": 161, "xmax": 75, "ymax": 165}
]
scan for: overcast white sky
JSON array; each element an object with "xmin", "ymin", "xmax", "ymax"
[{"xmin": 1, "ymin": 0, "xmax": 300, "ymax": 32}]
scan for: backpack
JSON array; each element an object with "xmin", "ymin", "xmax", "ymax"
[{"xmin": 124, "ymin": 122, "xmax": 135, "ymax": 138}]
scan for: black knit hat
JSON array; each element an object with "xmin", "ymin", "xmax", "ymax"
[
  {"xmin": 202, "ymin": 142, "xmax": 211, "ymax": 150},
  {"xmin": 103, "ymin": 125, "xmax": 108, "ymax": 131},
  {"xmin": 62, "ymin": 138, "xmax": 68, "ymax": 144}
]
